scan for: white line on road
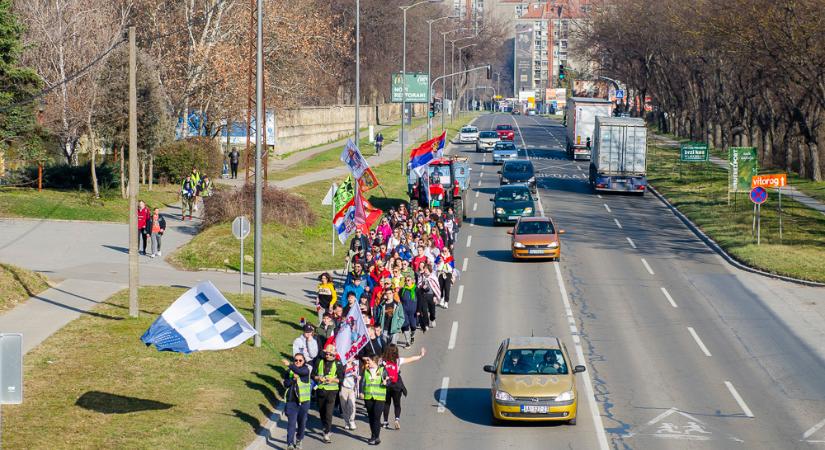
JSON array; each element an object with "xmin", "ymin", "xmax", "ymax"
[
  {"xmin": 456, "ymin": 285, "xmax": 464, "ymax": 304},
  {"xmin": 578, "ymin": 165, "xmax": 584, "ymax": 171},
  {"xmin": 641, "ymin": 258, "xmax": 655, "ymax": 275},
  {"xmin": 462, "ymin": 257, "xmax": 468, "ymax": 272},
  {"xmin": 604, "ymin": 204, "xmax": 612, "ymax": 213},
  {"xmin": 475, "ymin": 190, "xmax": 479, "ymax": 198},
  {"xmin": 626, "ymin": 237, "xmax": 637, "ymax": 249},
  {"xmin": 687, "ymin": 327, "xmax": 712, "ymax": 356},
  {"xmin": 466, "ymin": 235, "xmax": 472, "ymax": 247},
  {"xmin": 448, "ymin": 321, "xmax": 459, "ymax": 350},
  {"xmin": 660, "ymin": 287, "xmax": 678, "ymax": 308},
  {"xmin": 614, "ymin": 218, "xmax": 623, "ymax": 229},
  {"xmin": 437, "ymin": 377, "xmax": 450, "ymax": 413},
  {"xmin": 724, "ymin": 381, "xmax": 754, "ymax": 418},
  {"xmin": 472, "ymin": 202, "xmax": 477, "ymax": 212},
  {"xmin": 477, "ymin": 179, "xmax": 482, "ymax": 187},
  {"xmin": 803, "ymin": 417, "xmax": 825, "ymax": 440},
  {"xmin": 480, "ymin": 172, "xmax": 484, "ymax": 178},
  {"xmin": 597, "ymin": 194, "xmax": 603, "ymax": 199},
  {"xmin": 469, "ymin": 217, "xmax": 475, "ymax": 227}
]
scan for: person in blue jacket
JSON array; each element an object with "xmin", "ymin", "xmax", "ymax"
[{"xmin": 282, "ymin": 354, "xmax": 311, "ymax": 450}]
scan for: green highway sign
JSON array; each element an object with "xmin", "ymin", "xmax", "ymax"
[
  {"xmin": 391, "ymin": 73, "xmax": 429, "ymax": 103},
  {"xmin": 729, "ymin": 147, "xmax": 758, "ymax": 192},
  {"xmin": 680, "ymin": 142, "xmax": 709, "ymax": 162}
]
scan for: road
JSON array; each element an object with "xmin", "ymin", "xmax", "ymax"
[{"xmin": 264, "ymin": 113, "xmax": 825, "ymax": 449}]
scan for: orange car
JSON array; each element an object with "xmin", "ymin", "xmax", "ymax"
[{"xmin": 507, "ymin": 217, "xmax": 564, "ymax": 261}]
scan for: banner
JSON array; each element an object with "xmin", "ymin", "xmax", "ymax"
[
  {"xmin": 333, "ymin": 176, "xmax": 355, "ymax": 213},
  {"xmin": 334, "ymin": 301, "xmax": 370, "ymax": 363},
  {"xmin": 333, "ymin": 195, "xmax": 383, "ymax": 244},
  {"xmin": 358, "ymin": 168, "xmax": 380, "ymax": 193},
  {"xmin": 340, "ymin": 139, "xmax": 369, "ymax": 180},
  {"xmin": 729, "ymin": 147, "xmax": 758, "ymax": 192}
]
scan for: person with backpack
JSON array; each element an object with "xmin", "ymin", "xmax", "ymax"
[
  {"xmin": 361, "ymin": 355, "xmax": 389, "ymax": 445},
  {"xmin": 180, "ymin": 175, "xmax": 196, "ymax": 220},
  {"xmin": 381, "ymin": 344, "xmax": 426, "ymax": 431},
  {"xmin": 312, "ymin": 344, "xmax": 344, "ymax": 443}
]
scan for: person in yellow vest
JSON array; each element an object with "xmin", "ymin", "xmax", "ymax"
[
  {"xmin": 312, "ymin": 344, "xmax": 344, "ymax": 443},
  {"xmin": 281, "ymin": 354, "xmax": 311, "ymax": 450},
  {"xmin": 360, "ymin": 355, "xmax": 389, "ymax": 445}
]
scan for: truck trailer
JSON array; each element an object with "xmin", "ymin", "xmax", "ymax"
[
  {"xmin": 589, "ymin": 116, "xmax": 647, "ymax": 194},
  {"xmin": 565, "ymin": 97, "xmax": 613, "ymax": 160}
]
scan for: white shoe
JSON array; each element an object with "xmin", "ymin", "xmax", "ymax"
[
  {"xmin": 157, "ymin": 251, "xmax": 162, "ymax": 256},
  {"xmin": 431, "ymin": 321, "xmax": 436, "ymax": 328},
  {"xmin": 350, "ymin": 422, "xmax": 357, "ymax": 430},
  {"xmin": 149, "ymin": 253, "xmax": 155, "ymax": 258},
  {"xmin": 444, "ymin": 303, "xmax": 449, "ymax": 309}
]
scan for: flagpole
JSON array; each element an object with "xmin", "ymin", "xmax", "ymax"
[{"xmin": 331, "ymin": 182, "xmax": 336, "ymax": 257}]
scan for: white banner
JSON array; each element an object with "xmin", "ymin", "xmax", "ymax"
[
  {"xmin": 334, "ymin": 301, "xmax": 370, "ymax": 363},
  {"xmin": 340, "ymin": 139, "xmax": 369, "ymax": 180}
]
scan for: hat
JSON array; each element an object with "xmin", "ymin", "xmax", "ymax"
[
  {"xmin": 303, "ymin": 324, "xmax": 314, "ymax": 333},
  {"xmin": 324, "ymin": 344, "xmax": 337, "ymax": 353}
]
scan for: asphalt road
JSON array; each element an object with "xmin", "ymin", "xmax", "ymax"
[{"xmin": 265, "ymin": 113, "xmax": 825, "ymax": 450}]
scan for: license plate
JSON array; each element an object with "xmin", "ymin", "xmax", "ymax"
[
  {"xmin": 521, "ymin": 405, "xmax": 548, "ymax": 414},
  {"xmin": 528, "ymin": 249, "xmax": 546, "ymax": 255},
  {"xmin": 508, "ymin": 215, "xmax": 519, "ymax": 220},
  {"xmin": 614, "ymin": 178, "xmax": 627, "ymax": 183}
]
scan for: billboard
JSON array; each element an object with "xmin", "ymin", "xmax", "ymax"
[
  {"xmin": 514, "ymin": 24, "xmax": 534, "ymax": 94},
  {"xmin": 391, "ymin": 73, "xmax": 429, "ymax": 103},
  {"xmin": 680, "ymin": 142, "xmax": 709, "ymax": 162},
  {"xmin": 729, "ymin": 147, "xmax": 758, "ymax": 192}
]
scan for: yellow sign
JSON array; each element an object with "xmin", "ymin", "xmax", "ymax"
[{"xmin": 493, "ymin": 95, "xmax": 503, "ymax": 100}]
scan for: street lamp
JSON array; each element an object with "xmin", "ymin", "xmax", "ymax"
[
  {"xmin": 450, "ymin": 35, "xmax": 475, "ymax": 122},
  {"xmin": 427, "ymin": 15, "xmax": 458, "ymax": 139},
  {"xmin": 441, "ymin": 28, "xmax": 463, "ymax": 133},
  {"xmin": 400, "ymin": 0, "xmax": 443, "ymax": 174},
  {"xmin": 458, "ymin": 43, "xmax": 477, "ymax": 115}
]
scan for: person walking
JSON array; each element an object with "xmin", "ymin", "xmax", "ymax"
[
  {"xmin": 228, "ymin": 148, "xmax": 240, "ymax": 179},
  {"xmin": 145, "ymin": 208, "xmax": 166, "ymax": 258},
  {"xmin": 381, "ymin": 345, "xmax": 426, "ymax": 430},
  {"xmin": 339, "ymin": 359, "xmax": 359, "ymax": 431},
  {"xmin": 361, "ymin": 355, "xmax": 389, "ymax": 445},
  {"xmin": 312, "ymin": 344, "xmax": 344, "ymax": 443},
  {"xmin": 315, "ymin": 313, "xmax": 336, "ymax": 351},
  {"xmin": 292, "ymin": 324, "xmax": 319, "ymax": 368},
  {"xmin": 377, "ymin": 290, "xmax": 404, "ymax": 345},
  {"xmin": 190, "ymin": 167, "xmax": 202, "ymax": 212},
  {"xmin": 198, "ymin": 175, "xmax": 213, "ymax": 212},
  {"xmin": 180, "ymin": 175, "xmax": 196, "ymax": 221},
  {"xmin": 399, "ymin": 277, "xmax": 417, "ymax": 347},
  {"xmin": 137, "ymin": 200, "xmax": 150, "ymax": 255},
  {"xmin": 316, "ymin": 272, "xmax": 337, "ymax": 325},
  {"xmin": 436, "ymin": 248, "xmax": 454, "ymax": 309},
  {"xmin": 282, "ymin": 354, "xmax": 311, "ymax": 450}
]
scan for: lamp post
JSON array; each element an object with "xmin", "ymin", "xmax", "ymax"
[
  {"xmin": 450, "ymin": 35, "xmax": 474, "ymax": 122},
  {"xmin": 427, "ymin": 16, "xmax": 457, "ymax": 139},
  {"xmin": 355, "ymin": 0, "xmax": 360, "ymax": 145},
  {"xmin": 457, "ymin": 43, "xmax": 477, "ymax": 115},
  {"xmin": 441, "ymin": 28, "xmax": 462, "ymax": 133}
]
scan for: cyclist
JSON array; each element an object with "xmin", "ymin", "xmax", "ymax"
[{"xmin": 375, "ymin": 132, "xmax": 384, "ymax": 155}]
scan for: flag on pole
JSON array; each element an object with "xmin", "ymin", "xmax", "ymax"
[
  {"xmin": 333, "ymin": 176, "xmax": 355, "ymax": 213},
  {"xmin": 340, "ymin": 139, "xmax": 369, "ymax": 180},
  {"xmin": 333, "ymin": 193, "xmax": 383, "ymax": 244},
  {"xmin": 357, "ymin": 167, "xmax": 380, "ymax": 192},
  {"xmin": 409, "ymin": 131, "xmax": 446, "ymax": 176},
  {"xmin": 334, "ymin": 300, "xmax": 370, "ymax": 363},
  {"xmin": 140, "ymin": 281, "xmax": 257, "ymax": 353},
  {"xmin": 354, "ymin": 183, "xmax": 366, "ymax": 226}
]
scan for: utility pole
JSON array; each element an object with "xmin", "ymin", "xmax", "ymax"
[
  {"xmin": 253, "ymin": 0, "xmax": 263, "ymax": 347},
  {"xmin": 128, "ymin": 26, "xmax": 139, "ymax": 318},
  {"xmin": 355, "ymin": 0, "xmax": 360, "ymax": 145}
]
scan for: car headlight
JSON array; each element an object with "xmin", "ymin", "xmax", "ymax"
[
  {"xmin": 548, "ymin": 241, "xmax": 559, "ymax": 248},
  {"xmin": 555, "ymin": 390, "xmax": 575, "ymax": 402},
  {"xmin": 495, "ymin": 207, "xmax": 505, "ymax": 214},
  {"xmin": 523, "ymin": 207, "xmax": 533, "ymax": 215},
  {"xmin": 495, "ymin": 389, "xmax": 515, "ymax": 402},
  {"xmin": 513, "ymin": 242, "xmax": 526, "ymax": 248}
]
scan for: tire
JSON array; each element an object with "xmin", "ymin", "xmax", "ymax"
[{"xmin": 568, "ymin": 417, "xmax": 576, "ymax": 426}]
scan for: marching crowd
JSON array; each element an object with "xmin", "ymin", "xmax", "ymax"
[{"xmin": 283, "ymin": 201, "xmax": 462, "ymax": 448}]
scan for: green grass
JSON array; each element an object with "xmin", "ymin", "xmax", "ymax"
[
  {"xmin": 0, "ymin": 263, "xmax": 50, "ymax": 312},
  {"xmin": 3, "ymin": 286, "xmax": 313, "ymax": 450},
  {"xmin": 648, "ymin": 144, "xmax": 825, "ymax": 282},
  {"xmin": 0, "ymin": 186, "xmax": 180, "ymax": 222}
]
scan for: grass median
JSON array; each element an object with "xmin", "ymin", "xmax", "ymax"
[
  {"xmin": 3, "ymin": 286, "xmax": 313, "ymax": 449},
  {"xmin": 0, "ymin": 263, "xmax": 50, "ymax": 312},
  {"xmin": 647, "ymin": 144, "xmax": 825, "ymax": 282}
]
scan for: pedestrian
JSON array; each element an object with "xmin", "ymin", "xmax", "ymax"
[
  {"xmin": 342, "ymin": 278, "xmax": 365, "ymax": 308},
  {"xmin": 228, "ymin": 148, "xmax": 240, "ymax": 179},
  {"xmin": 381, "ymin": 344, "xmax": 426, "ymax": 430},
  {"xmin": 377, "ymin": 290, "xmax": 404, "ymax": 345},
  {"xmin": 145, "ymin": 207, "xmax": 167, "ymax": 258},
  {"xmin": 375, "ymin": 131, "xmax": 384, "ymax": 155},
  {"xmin": 339, "ymin": 359, "xmax": 359, "ymax": 431},
  {"xmin": 292, "ymin": 324, "xmax": 318, "ymax": 368},
  {"xmin": 312, "ymin": 344, "xmax": 344, "ymax": 443},
  {"xmin": 316, "ymin": 272, "xmax": 337, "ymax": 324},
  {"xmin": 436, "ymin": 248, "xmax": 454, "ymax": 309},
  {"xmin": 416, "ymin": 264, "xmax": 438, "ymax": 329},
  {"xmin": 349, "ymin": 228, "xmax": 369, "ymax": 262},
  {"xmin": 282, "ymin": 354, "xmax": 311, "ymax": 450},
  {"xmin": 198, "ymin": 175, "xmax": 213, "ymax": 212},
  {"xmin": 137, "ymin": 200, "xmax": 150, "ymax": 255},
  {"xmin": 315, "ymin": 313, "xmax": 336, "ymax": 351},
  {"xmin": 180, "ymin": 175, "xmax": 196, "ymax": 220},
  {"xmin": 399, "ymin": 277, "xmax": 417, "ymax": 346},
  {"xmin": 361, "ymin": 355, "xmax": 389, "ymax": 445},
  {"xmin": 190, "ymin": 167, "xmax": 201, "ymax": 212}
]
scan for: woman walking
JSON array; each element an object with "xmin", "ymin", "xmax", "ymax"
[
  {"xmin": 381, "ymin": 344, "xmax": 426, "ymax": 430},
  {"xmin": 399, "ymin": 277, "xmax": 418, "ymax": 347},
  {"xmin": 361, "ymin": 355, "xmax": 389, "ymax": 446},
  {"xmin": 316, "ymin": 272, "xmax": 337, "ymax": 324},
  {"xmin": 145, "ymin": 207, "xmax": 166, "ymax": 258}
]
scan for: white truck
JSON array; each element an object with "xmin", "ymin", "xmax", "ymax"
[
  {"xmin": 565, "ymin": 97, "xmax": 613, "ymax": 160},
  {"xmin": 589, "ymin": 116, "xmax": 647, "ymax": 194}
]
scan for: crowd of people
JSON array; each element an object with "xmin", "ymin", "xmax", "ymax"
[
  {"xmin": 283, "ymin": 201, "xmax": 461, "ymax": 448},
  {"xmin": 180, "ymin": 166, "xmax": 213, "ymax": 221}
]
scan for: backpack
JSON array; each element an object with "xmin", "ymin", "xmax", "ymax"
[{"xmin": 384, "ymin": 360, "xmax": 400, "ymax": 384}]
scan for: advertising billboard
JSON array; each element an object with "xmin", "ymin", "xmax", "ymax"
[
  {"xmin": 514, "ymin": 24, "xmax": 534, "ymax": 94},
  {"xmin": 391, "ymin": 73, "xmax": 429, "ymax": 103}
]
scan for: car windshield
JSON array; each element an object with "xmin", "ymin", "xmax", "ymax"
[
  {"xmin": 504, "ymin": 162, "xmax": 532, "ymax": 174},
  {"xmin": 501, "ymin": 349, "xmax": 568, "ymax": 375},
  {"xmin": 479, "ymin": 131, "xmax": 498, "ymax": 138},
  {"xmin": 496, "ymin": 188, "xmax": 531, "ymax": 202},
  {"xmin": 495, "ymin": 142, "xmax": 517, "ymax": 151},
  {"xmin": 461, "ymin": 127, "xmax": 477, "ymax": 133},
  {"xmin": 496, "ymin": 125, "xmax": 513, "ymax": 131},
  {"xmin": 517, "ymin": 221, "xmax": 554, "ymax": 235},
  {"xmin": 427, "ymin": 165, "xmax": 451, "ymax": 186}
]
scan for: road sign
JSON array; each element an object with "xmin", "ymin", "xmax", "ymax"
[
  {"xmin": 0, "ymin": 333, "xmax": 22, "ymax": 404},
  {"xmin": 729, "ymin": 147, "xmax": 758, "ymax": 192},
  {"xmin": 232, "ymin": 216, "xmax": 251, "ymax": 240},
  {"xmin": 751, "ymin": 173, "xmax": 787, "ymax": 189},
  {"xmin": 391, "ymin": 73, "xmax": 429, "ymax": 103},
  {"xmin": 750, "ymin": 186, "xmax": 768, "ymax": 204},
  {"xmin": 680, "ymin": 142, "xmax": 709, "ymax": 162},
  {"xmin": 615, "ymin": 89, "xmax": 625, "ymax": 99}
]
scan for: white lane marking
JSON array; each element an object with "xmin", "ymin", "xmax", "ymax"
[
  {"xmin": 553, "ymin": 262, "xmax": 610, "ymax": 450},
  {"xmin": 462, "ymin": 257, "xmax": 468, "ymax": 271},
  {"xmin": 604, "ymin": 204, "xmax": 611, "ymax": 213},
  {"xmin": 480, "ymin": 172, "xmax": 484, "ymax": 178},
  {"xmin": 477, "ymin": 179, "xmax": 482, "ymax": 187},
  {"xmin": 597, "ymin": 194, "xmax": 603, "ymax": 199},
  {"xmin": 475, "ymin": 190, "xmax": 479, "ymax": 198},
  {"xmin": 456, "ymin": 285, "xmax": 464, "ymax": 304},
  {"xmin": 578, "ymin": 165, "xmax": 583, "ymax": 171},
  {"xmin": 437, "ymin": 377, "xmax": 450, "ymax": 413},
  {"xmin": 472, "ymin": 202, "xmax": 478, "ymax": 212},
  {"xmin": 641, "ymin": 258, "xmax": 655, "ymax": 275},
  {"xmin": 466, "ymin": 235, "xmax": 472, "ymax": 247},
  {"xmin": 687, "ymin": 327, "xmax": 712, "ymax": 357},
  {"xmin": 803, "ymin": 417, "xmax": 825, "ymax": 440},
  {"xmin": 660, "ymin": 287, "xmax": 678, "ymax": 308},
  {"xmin": 614, "ymin": 218, "xmax": 623, "ymax": 229},
  {"xmin": 469, "ymin": 217, "xmax": 475, "ymax": 227},
  {"xmin": 724, "ymin": 381, "xmax": 755, "ymax": 418},
  {"xmin": 448, "ymin": 321, "xmax": 459, "ymax": 350},
  {"xmin": 626, "ymin": 237, "xmax": 637, "ymax": 249}
]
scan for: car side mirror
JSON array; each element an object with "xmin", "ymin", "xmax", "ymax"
[
  {"xmin": 559, "ymin": 230, "xmax": 566, "ymax": 234},
  {"xmin": 573, "ymin": 365, "xmax": 586, "ymax": 373},
  {"xmin": 506, "ymin": 229, "xmax": 513, "ymax": 235},
  {"xmin": 483, "ymin": 364, "xmax": 496, "ymax": 374},
  {"xmin": 489, "ymin": 198, "xmax": 494, "ymax": 202},
  {"xmin": 497, "ymin": 170, "xmax": 501, "ymax": 174}
]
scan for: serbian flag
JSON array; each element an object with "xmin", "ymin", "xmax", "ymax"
[
  {"xmin": 409, "ymin": 131, "xmax": 446, "ymax": 177},
  {"xmin": 444, "ymin": 254, "xmax": 455, "ymax": 269}
]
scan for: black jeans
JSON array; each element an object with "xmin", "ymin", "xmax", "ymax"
[
  {"xmin": 427, "ymin": 296, "xmax": 437, "ymax": 322},
  {"xmin": 140, "ymin": 231, "xmax": 149, "ymax": 253},
  {"xmin": 440, "ymin": 275, "xmax": 452, "ymax": 304},
  {"xmin": 365, "ymin": 398, "xmax": 385, "ymax": 440},
  {"xmin": 317, "ymin": 389, "xmax": 337, "ymax": 433},
  {"xmin": 382, "ymin": 386, "xmax": 403, "ymax": 422},
  {"xmin": 230, "ymin": 162, "xmax": 239, "ymax": 178}
]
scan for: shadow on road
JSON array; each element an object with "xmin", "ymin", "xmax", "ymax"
[
  {"xmin": 476, "ymin": 250, "xmax": 512, "ymax": 263},
  {"xmin": 433, "ymin": 387, "xmax": 569, "ymax": 428},
  {"xmin": 102, "ymin": 244, "xmax": 128, "ymax": 254}
]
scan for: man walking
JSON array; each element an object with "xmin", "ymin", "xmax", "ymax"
[
  {"xmin": 292, "ymin": 324, "xmax": 318, "ymax": 368},
  {"xmin": 137, "ymin": 200, "xmax": 150, "ymax": 255},
  {"xmin": 312, "ymin": 344, "xmax": 344, "ymax": 443},
  {"xmin": 180, "ymin": 175, "xmax": 196, "ymax": 221},
  {"xmin": 282, "ymin": 354, "xmax": 311, "ymax": 450},
  {"xmin": 228, "ymin": 148, "xmax": 240, "ymax": 179}
]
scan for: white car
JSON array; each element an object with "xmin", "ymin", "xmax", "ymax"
[
  {"xmin": 493, "ymin": 141, "xmax": 519, "ymax": 164},
  {"xmin": 476, "ymin": 131, "xmax": 499, "ymax": 152},
  {"xmin": 459, "ymin": 126, "xmax": 479, "ymax": 143}
]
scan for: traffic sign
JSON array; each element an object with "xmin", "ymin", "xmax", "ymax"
[
  {"xmin": 232, "ymin": 216, "xmax": 251, "ymax": 240},
  {"xmin": 750, "ymin": 186, "xmax": 768, "ymax": 204},
  {"xmin": 751, "ymin": 173, "xmax": 787, "ymax": 189},
  {"xmin": 615, "ymin": 89, "xmax": 625, "ymax": 99}
]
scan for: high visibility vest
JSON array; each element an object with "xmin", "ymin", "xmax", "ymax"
[
  {"xmin": 316, "ymin": 360, "xmax": 339, "ymax": 391},
  {"xmin": 363, "ymin": 367, "xmax": 386, "ymax": 401},
  {"xmin": 289, "ymin": 370, "xmax": 311, "ymax": 403}
]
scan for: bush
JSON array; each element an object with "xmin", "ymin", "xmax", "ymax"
[
  {"xmin": 154, "ymin": 138, "xmax": 224, "ymax": 184},
  {"xmin": 11, "ymin": 163, "xmax": 120, "ymax": 190},
  {"xmin": 202, "ymin": 184, "xmax": 317, "ymax": 228}
]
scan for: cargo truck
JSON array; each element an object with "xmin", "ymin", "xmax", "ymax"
[
  {"xmin": 565, "ymin": 97, "xmax": 613, "ymax": 160},
  {"xmin": 589, "ymin": 116, "xmax": 647, "ymax": 194}
]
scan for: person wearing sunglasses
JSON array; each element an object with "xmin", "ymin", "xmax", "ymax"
[
  {"xmin": 282, "ymin": 354, "xmax": 311, "ymax": 450},
  {"xmin": 313, "ymin": 344, "xmax": 344, "ymax": 443}
]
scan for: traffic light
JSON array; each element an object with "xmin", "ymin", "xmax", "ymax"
[
  {"xmin": 486, "ymin": 64, "xmax": 492, "ymax": 79},
  {"xmin": 429, "ymin": 100, "xmax": 436, "ymax": 118},
  {"xmin": 559, "ymin": 64, "xmax": 565, "ymax": 80}
]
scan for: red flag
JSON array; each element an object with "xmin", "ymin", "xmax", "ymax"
[{"xmin": 354, "ymin": 184, "xmax": 367, "ymax": 226}]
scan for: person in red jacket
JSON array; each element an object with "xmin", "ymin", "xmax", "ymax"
[{"xmin": 137, "ymin": 200, "xmax": 150, "ymax": 255}]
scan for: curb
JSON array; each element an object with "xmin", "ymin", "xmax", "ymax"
[
  {"xmin": 648, "ymin": 184, "xmax": 825, "ymax": 288},
  {"xmin": 244, "ymin": 401, "xmax": 285, "ymax": 450},
  {"xmin": 195, "ymin": 267, "xmax": 345, "ymax": 277},
  {"xmin": 0, "ymin": 216, "xmax": 123, "ymax": 225}
]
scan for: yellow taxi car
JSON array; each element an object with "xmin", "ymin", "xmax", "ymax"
[
  {"xmin": 507, "ymin": 216, "xmax": 564, "ymax": 261},
  {"xmin": 482, "ymin": 337, "xmax": 586, "ymax": 424}
]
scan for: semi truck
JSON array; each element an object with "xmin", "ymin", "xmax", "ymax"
[
  {"xmin": 565, "ymin": 97, "xmax": 613, "ymax": 160},
  {"xmin": 589, "ymin": 116, "xmax": 647, "ymax": 194}
]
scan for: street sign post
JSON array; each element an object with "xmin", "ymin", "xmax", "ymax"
[
  {"xmin": 753, "ymin": 174, "xmax": 788, "ymax": 242},
  {"xmin": 680, "ymin": 142, "xmax": 709, "ymax": 162},
  {"xmin": 232, "ymin": 216, "xmax": 251, "ymax": 295},
  {"xmin": 391, "ymin": 73, "xmax": 429, "ymax": 103},
  {"xmin": 750, "ymin": 187, "xmax": 767, "ymax": 245},
  {"xmin": 615, "ymin": 89, "xmax": 625, "ymax": 99},
  {"xmin": 0, "ymin": 333, "xmax": 23, "ymax": 444}
]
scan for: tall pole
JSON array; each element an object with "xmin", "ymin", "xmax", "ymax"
[
  {"xmin": 128, "ymin": 26, "xmax": 139, "ymax": 318},
  {"xmin": 401, "ymin": 7, "xmax": 407, "ymax": 174},
  {"xmin": 355, "ymin": 0, "xmax": 360, "ymax": 145},
  {"xmin": 442, "ymin": 33, "xmax": 447, "ymax": 133},
  {"xmin": 427, "ymin": 19, "xmax": 433, "ymax": 140},
  {"xmin": 253, "ymin": 0, "xmax": 263, "ymax": 347},
  {"xmin": 450, "ymin": 41, "xmax": 455, "ymax": 122}
]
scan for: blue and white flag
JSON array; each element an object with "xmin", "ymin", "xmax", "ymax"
[{"xmin": 141, "ymin": 281, "xmax": 257, "ymax": 353}]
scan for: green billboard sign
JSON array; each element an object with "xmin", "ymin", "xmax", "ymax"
[
  {"xmin": 729, "ymin": 147, "xmax": 758, "ymax": 192},
  {"xmin": 391, "ymin": 73, "xmax": 429, "ymax": 103},
  {"xmin": 680, "ymin": 142, "xmax": 709, "ymax": 162}
]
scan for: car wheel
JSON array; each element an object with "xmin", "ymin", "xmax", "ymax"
[{"xmin": 568, "ymin": 417, "xmax": 576, "ymax": 426}]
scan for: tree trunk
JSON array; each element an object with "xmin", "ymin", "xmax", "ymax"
[
  {"xmin": 87, "ymin": 114, "xmax": 100, "ymax": 198},
  {"xmin": 810, "ymin": 141, "xmax": 821, "ymax": 181},
  {"xmin": 140, "ymin": 159, "xmax": 146, "ymax": 185},
  {"xmin": 148, "ymin": 154, "xmax": 154, "ymax": 191},
  {"xmin": 120, "ymin": 145, "xmax": 126, "ymax": 199}
]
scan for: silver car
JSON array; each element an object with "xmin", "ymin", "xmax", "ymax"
[
  {"xmin": 493, "ymin": 141, "xmax": 519, "ymax": 164},
  {"xmin": 476, "ymin": 131, "xmax": 499, "ymax": 152},
  {"xmin": 459, "ymin": 126, "xmax": 479, "ymax": 143}
]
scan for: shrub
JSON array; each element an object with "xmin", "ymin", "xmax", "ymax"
[
  {"xmin": 12, "ymin": 163, "xmax": 120, "ymax": 190},
  {"xmin": 154, "ymin": 138, "xmax": 224, "ymax": 184},
  {"xmin": 202, "ymin": 184, "xmax": 317, "ymax": 228}
]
